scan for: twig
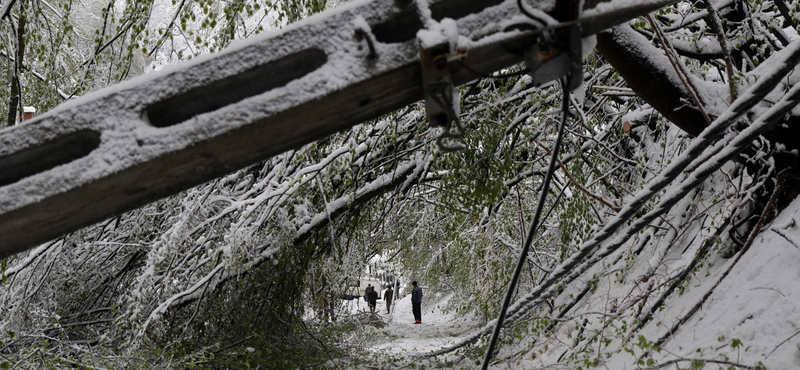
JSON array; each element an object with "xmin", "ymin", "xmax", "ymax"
[
  {"xmin": 147, "ymin": 0, "xmax": 186, "ymax": 57},
  {"xmin": 703, "ymin": 0, "xmax": 738, "ymax": 102},
  {"xmin": 770, "ymin": 228, "xmax": 800, "ymax": 254},
  {"xmin": 654, "ymin": 168, "xmax": 787, "ymax": 348},
  {"xmin": 749, "ymin": 287, "xmax": 785, "ymax": 297},
  {"xmin": 296, "ymin": 317, "xmax": 339, "ymax": 367},
  {"xmin": 638, "ymin": 357, "xmax": 756, "ymax": 370},
  {"xmin": 765, "ymin": 329, "xmax": 800, "ymax": 359},
  {"xmin": 0, "ymin": 0, "xmax": 15, "ymax": 20},
  {"xmin": 533, "ymin": 140, "xmax": 620, "ymax": 212},
  {"xmin": 646, "ymin": 14, "xmax": 713, "ymax": 125}
]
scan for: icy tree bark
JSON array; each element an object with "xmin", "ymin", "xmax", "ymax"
[
  {"xmin": 6, "ymin": 11, "xmax": 24, "ymax": 126},
  {"xmin": 596, "ymin": 26, "xmax": 708, "ymax": 137}
]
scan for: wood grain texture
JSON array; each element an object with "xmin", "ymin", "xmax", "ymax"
[{"xmin": 0, "ymin": 0, "xmax": 673, "ymax": 257}]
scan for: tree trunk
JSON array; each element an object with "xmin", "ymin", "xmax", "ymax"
[
  {"xmin": 6, "ymin": 11, "xmax": 25, "ymax": 126},
  {"xmin": 596, "ymin": 26, "xmax": 708, "ymax": 137},
  {"xmin": 597, "ymin": 24, "xmax": 800, "ymax": 211}
]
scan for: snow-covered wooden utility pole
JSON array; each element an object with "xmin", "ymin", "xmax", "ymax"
[{"xmin": 0, "ymin": 0, "xmax": 676, "ymax": 257}]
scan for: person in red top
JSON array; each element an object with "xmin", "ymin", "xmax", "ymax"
[{"xmin": 411, "ymin": 281, "xmax": 423, "ymax": 324}]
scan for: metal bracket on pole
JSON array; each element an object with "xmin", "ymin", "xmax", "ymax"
[
  {"xmin": 524, "ymin": 0, "xmax": 583, "ymax": 91},
  {"xmin": 0, "ymin": 0, "xmax": 684, "ymax": 257},
  {"xmin": 525, "ymin": 23, "xmax": 582, "ymax": 90},
  {"xmin": 419, "ymin": 39, "xmax": 467, "ymax": 152}
]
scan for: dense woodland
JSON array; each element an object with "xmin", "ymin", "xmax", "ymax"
[{"xmin": 0, "ymin": 0, "xmax": 799, "ymax": 368}]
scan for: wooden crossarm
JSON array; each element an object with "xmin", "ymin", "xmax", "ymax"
[{"xmin": 0, "ymin": 0, "xmax": 676, "ymax": 257}]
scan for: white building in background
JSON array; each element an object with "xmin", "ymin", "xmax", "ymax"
[{"xmin": 23, "ymin": 106, "xmax": 36, "ymax": 121}]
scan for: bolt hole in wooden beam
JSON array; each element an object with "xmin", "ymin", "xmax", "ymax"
[
  {"xmin": 145, "ymin": 48, "xmax": 328, "ymax": 128},
  {"xmin": 371, "ymin": 0, "xmax": 505, "ymax": 44},
  {"xmin": 0, "ymin": 130, "xmax": 101, "ymax": 187},
  {"xmin": 0, "ymin": 0, "xmax": 681, "ymax": 257}
]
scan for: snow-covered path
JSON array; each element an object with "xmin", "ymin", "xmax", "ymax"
[
  {"xmin": 344, "ymin": 196, "xmax": 800, "ymax": 370},
  {"xmin": 369, "ymin": 292, "xmax": 477, "ymax": 355},
  {"xmin": 338, "ymin": 288, "xmax": 481, "ymax": 365}
]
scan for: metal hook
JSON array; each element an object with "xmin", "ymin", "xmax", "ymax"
[
  {"xmin": 418, "ymin": 33, "xmax": 467, "ymax": 151},
  {"xmin": 354, "ymin": 28, "xmax": 377, "ymax": 60},
  {"xmin": 524, "ymin": 23, "xmax": 582, "ymax": 91},
  {"xmin": 430, "ymin": 88, "xmax": 466, "ymax": 152}
]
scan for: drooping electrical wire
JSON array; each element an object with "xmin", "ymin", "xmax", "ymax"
[
  {"xmin": 517, "ymin": 0, "xmax": 549, "ymax": 26},
  {"xmin": 480, "ymin": 75, "xmax": 572, "ymax": 370}
]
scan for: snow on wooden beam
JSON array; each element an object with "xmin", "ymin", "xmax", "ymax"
[{"xmin": 0, "ymin": 0, "xmax": 676, "ymax": 257}]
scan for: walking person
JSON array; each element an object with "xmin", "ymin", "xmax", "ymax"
[
  {"xmin": 367, "ymin": 286, "xmax": 379, "ymax": 313},
  {"xmin": 384, "ymin": 285, "xmax": 394, "ymax": 314},
  {"xmin": 411, "ymin": 281, "xmax": 423, "ymax": 324}
]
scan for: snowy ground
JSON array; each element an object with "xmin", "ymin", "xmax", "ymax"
[
  {"xmin": 340, "ymin": 198, "xmax": 800, "ymax": 369},
  {"xmin": 343, "ymin": 204, "xmax": 800, "ymax": 369},
  {"xmin": 343, "ymin": 289, "xmax": 479, "ymax": 357},
  {"xmin": 628, "ymin": 198, "xmax": 800, "ymax": 369},
  {"xmin": 371, "ymin": 292, "xmax": 477, "ymax": 355}
]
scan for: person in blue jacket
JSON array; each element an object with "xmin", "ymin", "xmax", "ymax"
[{"xmin": 411, "ymin": 281, "xmax": 423, "ymax": 324}]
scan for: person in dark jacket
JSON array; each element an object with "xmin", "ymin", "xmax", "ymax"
[
  {"xmin": 367, "ymin": 287, "xmax": 379, "ymax": 313},
  {"xmin": 364, "ymin": 284, "xmax": 373, "ymax": 303},
  {"xmin": 384, "ymin": 286, "xmax": 394, "ymax": 314},
  {"xmin": 411, "ymin": 281, "xmax": 423, "ymax": 323}
]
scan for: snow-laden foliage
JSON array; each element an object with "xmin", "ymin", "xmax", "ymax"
[
  {"xmin": 0, "ymin": 0, "xmax": 324, "ymax": 127},
  {"xmin": 1, "ymin": 0, "xmax": 800, "ymax": 369}
]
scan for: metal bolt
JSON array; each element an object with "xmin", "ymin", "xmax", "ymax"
[{"xmin": 434, "ymin": 55, "xmax": 448, "ymax": 70}]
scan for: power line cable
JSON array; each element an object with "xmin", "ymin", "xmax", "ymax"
[{"xmin": 480, "ymin": 75, "xmax": 571, "ymax": 370}]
